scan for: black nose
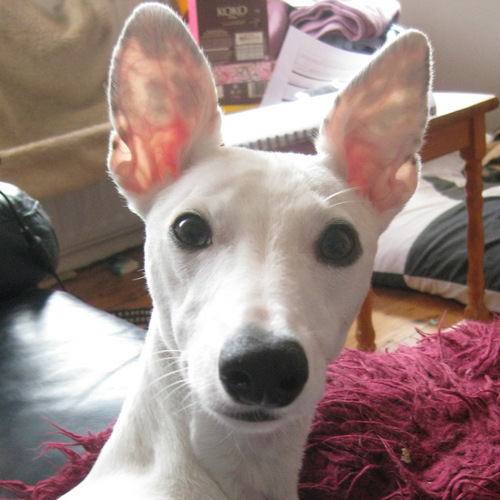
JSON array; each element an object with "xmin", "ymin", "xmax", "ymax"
[{"xmin": 219, "ymin": 325, "xmax": 309, "ymax": 408}]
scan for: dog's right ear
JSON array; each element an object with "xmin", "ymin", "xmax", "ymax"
[
  {"xmin": 107, "ymin": 3, "xmax": 221, "ymax": 216},
  {"xmin": 317, "ymin": 30, "xmax": 431, "ymax": 223}
]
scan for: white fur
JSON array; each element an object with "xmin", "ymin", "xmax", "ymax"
[{"xmin": 61, "ymin": 3, "xmax": 431, "ymax": 499}]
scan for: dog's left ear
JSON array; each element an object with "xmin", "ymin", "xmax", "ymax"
[
  {"xmin": 317, "ymin": 30, "xmax": 431, "ymax": 218},
  {"xmin": 107, "ymin": 3, "xmax": 221, "ymax": 215}
]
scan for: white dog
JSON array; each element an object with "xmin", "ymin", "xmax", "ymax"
[{"xmin": 61, "ymin": 3, "xmax": 431, "ymax": 499}]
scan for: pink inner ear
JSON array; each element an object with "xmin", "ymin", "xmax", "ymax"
[
  {"xmin": 132, "ymin": 113, "xmax": 191, "ymax": 186},
  {"xmin": 344, "ymin": 136, "xmax": 418, "ymax": 213},
  {"xmin": 110, "ymin": 113, "xmax": 190, "ymax": 195},
  {"xmin": 109, "ymin": 118, "xmax": 189, "ymax": 195},
  {"xmin": 344, "ymin": 137, "xmax": 374, "ymax": 197}
]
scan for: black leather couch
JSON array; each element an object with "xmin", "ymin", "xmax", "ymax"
[{"xmin": 0, "ymin": 288, "xmax": 145, "ymax": 486}]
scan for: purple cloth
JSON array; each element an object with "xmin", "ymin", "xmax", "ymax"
[
  {"xmin": 268, "ymin": 0, "xmax": 290, "ymax": 59},
  {"xmin": 289, "ymin": 0, "xmax": 400, "ymax": 41}
]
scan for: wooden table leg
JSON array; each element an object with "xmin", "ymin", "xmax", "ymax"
[
  {"xmin": 460, "ymin": 114, "xmax": 490, "ymax": 322},
  {"xmin": 356, "ymin": 288, "xmax": 376, "ymax": 352}
]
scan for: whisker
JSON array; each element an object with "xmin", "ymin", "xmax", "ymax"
[
  {"xmin": 328, "ymin": 199, "xmax": 362, "ymax": 210},
  {"xmin": 152, "ymin": 368, "xmax": 185, "ymax": 387},
  {"xmin": 324, "ymin": 186, "xmax": 357, "ymax": 202},
  {"xmin": 154, "ymin": 348, "xmax": 183, "ymax": 356},
  {"xmin": 174, "ymin": 397, "xmax": 199, "ymax": 416},
  {"xmin": 148, "ymin": 381, "xmax": 190, "ymax": 412}
]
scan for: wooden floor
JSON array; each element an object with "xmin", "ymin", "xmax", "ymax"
[{"xmin": 59, "ymin": 246, "xmax": 469, "ymax": 352}]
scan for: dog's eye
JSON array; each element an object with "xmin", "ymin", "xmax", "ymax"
[
  {"xmin": 172, "ymin": 212, "xmax": 212, "ymax": 250},
  {"xmin": 316, "ymin": 221, "xmax": 361, "ymax": 266}
]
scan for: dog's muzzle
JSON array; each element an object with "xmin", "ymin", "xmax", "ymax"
[{"xmin": 219, "ymin": 325, "xmax": 309, "ymax": 414}]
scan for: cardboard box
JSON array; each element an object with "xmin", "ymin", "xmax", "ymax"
[{"xmin": 188, "ymin": 0, "xmax": 271, "ymax": 105}]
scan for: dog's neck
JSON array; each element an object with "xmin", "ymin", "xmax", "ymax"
[
  {"xmin": 103, "ymin": 314, "xmax": 309, "ymax": 500},
  {"xmin": 190, "ymin": 393, "xmax": 311, "ymax": 500}
]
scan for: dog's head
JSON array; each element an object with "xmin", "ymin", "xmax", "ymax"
[{"xmin": 108, "ymin": 3, "xmax": 431, "ymax": 428}]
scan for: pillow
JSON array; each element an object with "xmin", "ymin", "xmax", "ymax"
[
  {"xmin": 0, "ymin": 182, "xmax": 59, "ymax": 297},
  {"xmin": 373, "ymin": 151, "xmax": 500, "ymax": 313}
]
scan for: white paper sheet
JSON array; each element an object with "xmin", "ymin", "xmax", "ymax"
[{"xmin": 261, "ymin": 27, "xmax": 373, "ymax": 106}]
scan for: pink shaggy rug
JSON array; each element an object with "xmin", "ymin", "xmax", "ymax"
[{"xmin": 1, "ymin": 320, "xmax": 499, "ymax": 499}]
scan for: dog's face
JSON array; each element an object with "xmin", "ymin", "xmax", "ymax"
[
  {"xmin": 108, "ymin": 4, "xmax": 430, "ymax": 429},
  {"xmin": 143, "ymin": 148, "xmax": 380, "ymax": 426}
]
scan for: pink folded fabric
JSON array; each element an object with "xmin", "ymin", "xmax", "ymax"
[
  {"xmin": 289, "ymin": 0, "xmax": 400, "ymax": 41},
  {"xmin": 268, "ymin": 0, "xmax": 290, "ymax": 59}
]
